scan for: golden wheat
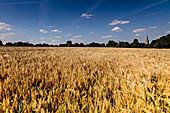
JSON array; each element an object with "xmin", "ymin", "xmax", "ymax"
[{"xmin": 0, "ymin": 47, "xmax": 169, "ymax": 112}]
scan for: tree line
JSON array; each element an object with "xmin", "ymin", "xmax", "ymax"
[{"xmin": 0, "ymin": 34, "xmax": 170, "ymax": 48}]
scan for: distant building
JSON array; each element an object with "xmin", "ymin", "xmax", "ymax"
[{"xmin": 145, "ymin": 35, "xmax": 149, "ymax": 44}]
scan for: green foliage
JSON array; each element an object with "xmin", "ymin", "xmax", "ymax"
[
  {"xmin": 133, "ymin": 39, "xmax": 139, "ymax": 44},
  {"xmin": 131, "ymin": 39, "xmax": 140, "ymax": 48},
  {"xmin": 116, "ymin": 41, "xmax": 130, "ymax": 47},
  {"xmin": 151, "ymin": 34, "xmax": 170, "ymax": 48},
  {"xmin": 106, "ymin": 40, "xmax": 117, "ymax": 47},
  {"xmin": 66, "ymin": 41, "xmax": 72, "ymax": 47},
  {"xmin": 86, "ymin": 42, "xmax": 105, "ymax": 47}
]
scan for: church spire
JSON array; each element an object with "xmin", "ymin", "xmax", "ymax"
[{"xmin": 145, "ymin": 35, "xmax": 149, "ymax": 44}]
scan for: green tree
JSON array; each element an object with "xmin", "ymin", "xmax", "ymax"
[
  {"xmin": 122, "ymin": 42, "xmax": 130, "ymax": 47},
  {"xmin": 66, "ymin": 40, "xmax": 72, "ymax": 47},
  {"xmin": 115, "ymin": 41, "xmax": 130, "ymax": 47},
  {"xmin": 5, "ymin": 42, "xmax": 13, "ymax": 46},
  {"xmin": 133, "ymin": 39, "xmax": 139, "ymax": 43},
  {"xmin": 151, "ymin": 34, "xmax": 170, "ymax": 48},
  {"xmin": 106, "ymin": 40, "xmax": 117, "ymax": 47},
  {"xmin": 131, "ymin": 39, "xmax": 140, "ymax": 48}
]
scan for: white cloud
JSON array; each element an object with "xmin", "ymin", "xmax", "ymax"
[
  {"xmin": 40, "ymin": 37, "xmax": 45, "ymax": 40},
  {"xmin": 0, "ymin": 33, "xmax": 15, "ymax": 40},
  {"xmin": 135, "ymin": 34, "xmax": 142, "ymax": 37},
  {"xmin": 149, "ymin": 26, "xmax": 157, "ymax": 29},
  {"xmin": 101, "ymin": 35, "xmax": 115, "ymax": 39},
  {"xmin": 90, "ymin": 32, "xmax": 94, "ymax": 34},
  {"xmin": 109, "ymin": 19, "xmax": 130, "ymax": 26},
  {"xmin": 39, "ymin": 29, "xmax": 48, "ymax": 33},
  {"xmin": 0, "ymin": 22, "xmax": 14, "ymax": 31},
  {"xmin": 133, "ymin": 28, "xmax": 146, "ymax": 33},
  {"xmin": 72, "ymin": 35, "xmax": 83, "ymax": 38},
  {"xmin": 51, "ymin": 29, "xmax": 62, "ymax": 33},
  {"xmin": 54, "ymin": 36, "xmax": 62, "ymax": 38},
  {"xmin": 65, "ymin": 34, "xmax": 72, "ymax": 37},
  {"xmin": 121, "ymin": 21, "xmax": 130, "ymax": 24},
  {"xmin": 81, "ymin": 13, "xmax": 94, "ymax": 19},
  {"xmin": 48, "ymin": 26, "xmax": 52, "ymax": 27},
  {"xmin": 77, "ymin": 26, "xmax": 80, "ymax": 29},
  {"xmin": 168, "ymin": 22, "xmax": 170, "ymax": 24},
  {"xmin": 165, "ymin": 31, "xmax": 170, "ymax": 34},
  {"xmin": 109, "ymin": 20, "xmax": 121, "ymax": 26},
  {"xmin": 111, "ymin": 27, "xmax": 122, "ymax": 32}
]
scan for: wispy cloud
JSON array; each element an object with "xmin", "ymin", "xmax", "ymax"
[
  {"xmin": 165, "ymin": 31, "xmax": 170, "ymax": 34},
  {"xmin": 109, "ymin": 20, "xmax": 130, "ymax": 26},
  {"xmin": 0, "ymin": 22, "xmax": 14, "ymax": 31},
  {"xmin": 39, "ymin": 29, "xmax": 48, "ymax": 33},
  {"xmin": 135, "ymin": 34, "xmax": 142, "ymax": 37},
  {"xmin": 111, "ymin": 27, "xmax": 122, "ymax": 32},
  {"xmin": 0, "ymin": 33, "xmax": 15, "ymax": 40},
  {"xmin": 40, "ymin": 37, "xmax": 45, "ymax": 40},
  {"xmin": 72, "ymin": 35, "xmax": 83, "ymax": 38},
  {"xmin": 144, "ymin": 12, "xmax": 161, "ymax": 17},
  {"xmin": 90, "ymin": 32, "xmax": 94, "ymax": 34},
  {"xmin": 86, "ymin": 0, "xmax": 106, "ymax": 14},
  {"xmin": 119, "ymin": 0, "xmax": 168, "ymax": 19},
  {"xmin": 134, "ymin": 0, "xmax": 168, "ymax": 15},
  {"xmin": 51, "ymin": 29, "xmax": 62, "ymax": 33},
  {"xmin": 101, "ymin": 35, "xmax": 115, "ymax": 39},
  {"xmin": 65, "ymin": 34, "xmax": 72, "ymax": 37},
  {"xmin": 81, "ymin": 13, "xmax": 94, "ymax": 19},
  {"xmin": 73, "ymin": 0, "xmax": 106, "ymax": 25},
  {"xmin": 133, "ymin": 28, "xmax": 146, "ymax": 33},
  {"xmin": 168, "ymin": 22, "xmax": 170, "ymax": 24},
  {"xmin": 148, "ymin": 26, "xmax": 157, "ymax": 29},
  {"xmin": 54, "ymin": 36, "xmax": 62, "ymax": 39},
  {"xmin": 39, "ymin": 0, "xmax": 49, "ymax": 26}
]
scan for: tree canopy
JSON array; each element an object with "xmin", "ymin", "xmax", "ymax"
[{"xmin": 151, "ymin": 34, "xmax": 170, "ymax": 48}]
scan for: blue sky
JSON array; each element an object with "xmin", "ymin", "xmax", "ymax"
[{"xmin": 0, "ymin": 0, "xmax": 170, "ymax": 44}]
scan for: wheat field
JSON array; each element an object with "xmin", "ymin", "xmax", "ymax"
[{"xmin": 0, "ymin": 47, "xmax": 169, "ymax": 112}]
